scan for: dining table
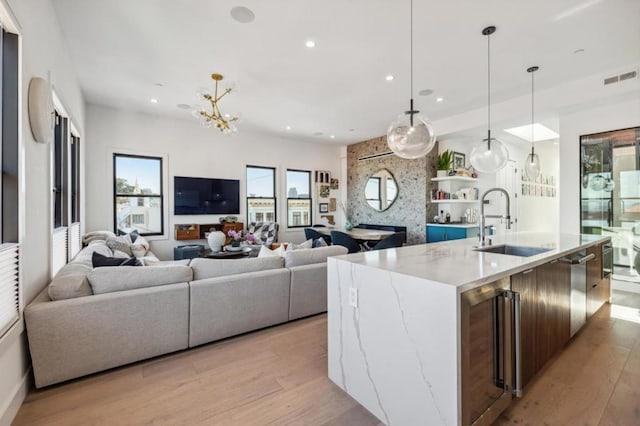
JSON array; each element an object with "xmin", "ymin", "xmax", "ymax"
[{"xmin": 314, "ymin": 227, "xmax": 395, "ymax": 241}]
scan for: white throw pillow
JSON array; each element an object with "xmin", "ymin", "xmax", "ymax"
[
  {"xmin": 286, "ymin": 239, "xmax": 313, "ymax": 251},
  {"xmin": 258, "ymin": 245, "xmax": 285, "ymax": 258},
  {"xmin": 131, "ymin": 236, "xmax": 150, "ymax": 258},
  {"xmin": 313, "ymin": 237, "xmax": 328, "ymax": 248},
  {"xmin": 106, "ymin": 234, "xmax": 133, "ymax": 256}
]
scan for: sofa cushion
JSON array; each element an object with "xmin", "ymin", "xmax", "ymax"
[
  {"xmin": 88, "ymin": 264, "xmax": 193, "ymax": 295},
  {"xmin": 258, "ymin": 245, "xmax": 284, "ymax": 258},
  {"xmin": 283, "ymin": 245, "xmax": 348, "ymax": 268},
  {"xmin": 286, "ymin": 239, "xmax": 313, "ymax": 251},
  {"xmin": 189, "ymin": 256, "xmax": 284, "ymax": 281},
  {"xmin": 48, "ymin": 242, "xmax": 114, "ymax": 300},
  {"xmin": 82, "ymin": 230, "xmax": 116, "ymax": 245},
  {"xmin": 48, "ymin": 263, "xmax": 94, "ymax": 301},
  {"xmin": 91, "ymin": 252, "xmax": 137, "ymax": 268},
  {"xmin": 131, "ymin": 235, "xmax": 150, "ymax": 258},
  {"xmin": 106, "ymin": 235, "xmax": 133, "ymax": 256},
  {"xmin": 248, "ymin": 222, "xmax": 279, "ymax": 245}
]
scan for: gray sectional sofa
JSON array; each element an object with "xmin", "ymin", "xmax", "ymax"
[{"xmin": 24, "ymin": 240, "xmax": 347, "ymax": 388}]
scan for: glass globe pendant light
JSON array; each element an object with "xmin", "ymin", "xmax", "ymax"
[
  {"xmin": 470, "ymin": 26, "xmax": 509, "ymax": 173},
  {"xmin": 386, "ymin": 0, "xmax": 436, "ymax": 159},
  {"xmin": 524, "ymin": 66, "xmax": 541, "ymax": 180}
]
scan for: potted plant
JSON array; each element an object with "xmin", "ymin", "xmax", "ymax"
[{"xmin": 436, "ymin": 150, "xmax": 453, "ymax": 177}]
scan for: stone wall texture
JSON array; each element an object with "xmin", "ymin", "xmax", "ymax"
[{"xmin": 347, "ymin": 136, "xmax": 438, "ymax": 245}]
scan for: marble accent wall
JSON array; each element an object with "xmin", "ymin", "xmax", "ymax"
[{"xmin": 347, "ymin": 136, "xmax": 438, "ymax": 244}]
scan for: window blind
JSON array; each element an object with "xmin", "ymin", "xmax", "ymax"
[
  {"xmin": 68, "ymin": 222, "xmax": 81, "ymax": 260},
  {"xmin": 0, "ymin": 243, "xmax": 19, "ymax": 338},
  {"xmin": 52, "ymin": 227, "xmax": 68, "ymax": 277}
]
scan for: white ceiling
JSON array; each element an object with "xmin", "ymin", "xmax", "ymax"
[{"xmin": 52, "ymin": 0, "xmax": 640, "ymax": 145}]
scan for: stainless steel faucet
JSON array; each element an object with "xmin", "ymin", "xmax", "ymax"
[{"xmin": 478, "ymin": 188, "xmax": 511, "ymax": 247}]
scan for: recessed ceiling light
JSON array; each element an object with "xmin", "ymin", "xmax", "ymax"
[
  {"xmin": 436, "ymin": 97, "xmax": 444, "ymax": 103},
  {"xmin": 385, "ymin": 75, "xmax": 394, "ymax": 81},
  {"xmin": 574, "ymin": 48, "xmax": 585, "ymax": 54},
  {"xmin": 150, "ymin": 98, "xmax": 158, "ymax": 104},
  {"xmin": 305, "ymin": 40, "xmax": 316, "ymax": 48},
  {"xmin": 419, "ymin": 89, "xmax": 434, "ymax": 96},
  {"xmin": 230, "ymin": 6, "xmax": 255, "ymax": 23},
  {"xmin": 177, "ymin": 103, "xmax": 190, "ymax": 109},
  {"xmin": 349, "ymin": 128, "xmax": 355, "ymax": 132},
  {"xmin": 504, "ymin": 123, "xmax": 560, "ymax": 142},
  {"xmin": 330, "ymin": 135, "xmax": 336, "ymax": 139},
  {"xmin": 154, "ymin": 83, "xmax": 164, "ymax": 87},
  {"xmin": 285, "ymin": 125, "xmax": 292, "ymax": 131},
  {"xmin": 313, "ymin": 131, "xmax": 323, "ymax": 136}
]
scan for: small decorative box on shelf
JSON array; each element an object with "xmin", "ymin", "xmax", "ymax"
[{"xmin": 174, "ymin": 222, "xmax": 244, "ymax": 241}]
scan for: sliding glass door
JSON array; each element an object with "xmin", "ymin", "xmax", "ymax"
[{"xmin": 580, "ymin": 127, "xmax": 640, "ymax": 284}]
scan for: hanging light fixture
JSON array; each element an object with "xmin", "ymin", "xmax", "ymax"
[
  {"xmin": 469, "ymin": 26, "xmax": 509, "ymax": 173},
  {"xmin": 386, "ymin": 0, "xmax": 436, "ymax": 159},
  {"xmin": 192, "ymin": 73, "xmax": 239, "ymax": 134},
  {"xmin": 524, "ymin": 66, "xmax": 541, "ymax": 180}
]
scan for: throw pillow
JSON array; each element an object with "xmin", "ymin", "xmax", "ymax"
[
  {"xmin": 258, "ymin": 244, "xmax": 285, "ymax": 258},
  {"xmin": 106, "ymin": 235, "xmax": 133, "ymax": 256},
  {"xmin": 117, "ymin": 229, "xmax": 139, "ymax": 243},
  {"xmin": 313, "ymin": 237, "xmax": 328, "ymax": 248},
  {"xmin": 286, "ymin": 239, "xmax": 313, "ymax": 251},
  {"xmin": 131, "ymin": 235, "xmax": 150, "ymax": 258},
  {"xmin": 92, "ymin": 252, "xmax": 137, "ymax": 268}
]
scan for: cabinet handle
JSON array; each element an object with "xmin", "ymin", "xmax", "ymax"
[
  {"xmin": 522, "ymin": 268, "xmax": 534, "ymax": 275},
  {"xmin": 578, "ymin": 253, "xmax": 596, "ymax": 264}
]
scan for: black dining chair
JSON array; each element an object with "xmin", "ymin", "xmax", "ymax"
[
  {"xmin": 371, "ymin": 232, "xmax": 406, "ymax": 250},
  {"xmin": 330, "ymin": 231, "xmax": 361, "ymax": 254},
  {"xmin": 304, "ymin": 228, "xmax": 331, "ymax": 245}
]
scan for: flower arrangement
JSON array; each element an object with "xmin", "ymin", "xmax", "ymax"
[{"xmin": 227, "ymin": 230, "xmax": 256, "ymax": 246}]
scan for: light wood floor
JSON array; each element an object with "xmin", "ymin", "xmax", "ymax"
[{"xmin": 13, "ymin": 291, "xmax": 640, "ymax": 426}]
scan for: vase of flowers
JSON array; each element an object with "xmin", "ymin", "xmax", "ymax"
[
  {"xmin": 227, "ymin": 230, "xmax": 256, "ymax": 247},
  {"xmin": 228, "ymin": 230, "xmax": 243, "ymax": 247}
]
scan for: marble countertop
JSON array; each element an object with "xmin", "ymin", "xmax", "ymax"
[{"xmin": 332, "ymin": 232, "xmax": 610, "ymax": 293}]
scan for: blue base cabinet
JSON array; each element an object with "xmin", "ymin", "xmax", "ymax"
[{"xmin": 426, "ymin": 225, "xmax": 482, "ymax": 243}]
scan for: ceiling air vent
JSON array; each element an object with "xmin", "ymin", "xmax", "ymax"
[
  {"xmin": 619, "ymin": 70, "xmax": 637, "ymax": 82},
  {"xmin": 604, "ymin": 69, "xmax": 638, "ymax": 86},
  {"xmin": 604, "ymin": 75, "xmax": 619, "ymax": 85}
]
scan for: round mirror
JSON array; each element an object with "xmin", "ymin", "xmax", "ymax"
[{"xmin": 365, "ymin": 168, "xmax": 398, "ymax": 211}]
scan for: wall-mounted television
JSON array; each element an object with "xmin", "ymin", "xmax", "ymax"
[{"xmin": 174, "ymin": 176, "xmax": 240, "ymax": 215}]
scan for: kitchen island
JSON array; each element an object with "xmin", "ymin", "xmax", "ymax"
[{"xmin": 327, "ymin": 232, "xmax": 610, "ymax": 426}]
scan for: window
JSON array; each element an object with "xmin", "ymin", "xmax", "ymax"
[
  {"xmin": 53, "ymin": 111, "xmax": 68, "ymax": 229},
  {"xmin": 246, "ymin": 166, "xmax": 276, "ymax": 224},
  {"xmin": 286, "ymin": 169, "xmax": 312, "ymax": 228},
  {"xmin": 0, "ymin": 27, "xmax": 19, "ymax": 338},
  {"xmin": 113, "ymin": 154, "xmax": 163, "ymax": 236},
  {"xmin": 70, "ymin": 135, "xmax": 80, "ymax": 224}
]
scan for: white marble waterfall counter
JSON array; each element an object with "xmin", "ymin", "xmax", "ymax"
[{"xmin": 327, "ymin": 232, "xmax": 609, "ymax": 426}]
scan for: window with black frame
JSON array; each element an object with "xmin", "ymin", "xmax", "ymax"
[
  {"xmin": 70, "ymin": 134, "xmax": 80, "ymax": 223},
  {"xmin": 53, "ymin": 111, "xmax": 68, "ymax": 229},
  {"xmin": 246, "ymin": 165, "xmax": 276, "ymax": 224},
  {"xmin": 286, "ymin": 169, "xmax": 312, "ymax": 228},
  {"xmin": 113, "ymin": 154, "xmax": 163, "ymax": 236}
]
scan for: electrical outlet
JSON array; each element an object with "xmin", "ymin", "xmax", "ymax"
[{"xmin": 349, "ymin": 287, "xmax": 358, "ymax": 308}]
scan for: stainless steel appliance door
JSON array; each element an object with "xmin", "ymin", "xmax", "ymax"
[{"xmin": 461, "ymin": 278, "xmax": 514, "ymax": 426}]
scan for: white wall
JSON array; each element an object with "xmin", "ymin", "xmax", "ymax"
[
  {"xmin": 559, "ymin": 97, "xmax": 640, "ymax": 234},
  {"xmin": 0, "ymin": 0, "xmax": 85, "ymax": 424},
  {"xmin": 437, "ymin": 138, "xmax": 559, "ymax": 234},
  {"xmin": 85, "ymin": 104, "xmax": 344, "ymax": 260}
]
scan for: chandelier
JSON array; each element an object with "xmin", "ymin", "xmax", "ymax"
[{"xmin": 193, "ymin": 73, "xmax": 238, "ymax": 134}]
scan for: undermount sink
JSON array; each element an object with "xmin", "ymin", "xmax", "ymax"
[{"xmin": 474, "ymin": 244, "xmax": 551, "ymax": 257}]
